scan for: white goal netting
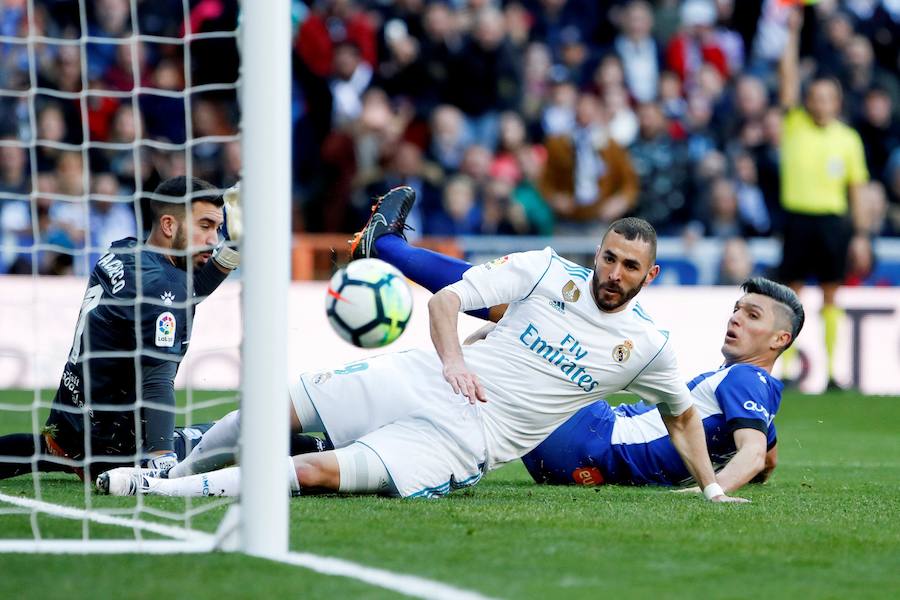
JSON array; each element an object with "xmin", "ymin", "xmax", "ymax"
[{"xmin": 0, "ymin": 0, "xmax": 288, "ymax": 554}]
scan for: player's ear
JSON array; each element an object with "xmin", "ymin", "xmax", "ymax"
[
  {"xmin": 159, "ymin": 214, "xmax": 178, "ymax": 239},
  {"xmin": 772, "ymin": 329, "xmax": 792, "ymax": 353},
  {"xmin": 644, "ymin": 264, "xmax": 660, "ymax": 286}
]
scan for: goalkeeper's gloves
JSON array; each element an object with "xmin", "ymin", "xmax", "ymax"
[
  {"xmin": 213, "ymin": 182, "xmax": 242, "ymax": 270},
  {"xmin": 142, "ymin": 451, "xmax": 178, "ymax": 478}
]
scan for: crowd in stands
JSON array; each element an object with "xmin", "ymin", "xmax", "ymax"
[{"xmin": 1, "ymin": 0, "xmax": 899, "ymax": 280}]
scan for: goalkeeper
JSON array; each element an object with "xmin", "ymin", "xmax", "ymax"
[{"xmin": 0, "ymin": 176, "xmax": 243, "ymax": 481}]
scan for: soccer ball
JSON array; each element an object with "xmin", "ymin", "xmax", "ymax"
[{"xmin": 326, "ymin": 258, "xmax": 413, "ymax": 348}]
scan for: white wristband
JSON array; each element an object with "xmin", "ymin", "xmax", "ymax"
[{"xmin": 703, "ymin": 483, "xmax": 725, "ymax": 500}]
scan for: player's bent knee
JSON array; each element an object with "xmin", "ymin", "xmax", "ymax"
[{"xmin": 293, "ymin": 452, "xmax": 340, "ymax": 489}]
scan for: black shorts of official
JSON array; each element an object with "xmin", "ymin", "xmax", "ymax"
[{"xmin": 778, "ymin": 212, "xmax": 852, "ymax": 284}]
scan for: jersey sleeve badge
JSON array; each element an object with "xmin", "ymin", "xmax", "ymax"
[{"xmin": 155, "ymin": 312, "xmax": 177, "ymax": 347}]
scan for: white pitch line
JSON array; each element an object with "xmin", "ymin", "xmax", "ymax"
[
  {"xmin": 0, "ymin": 493, "xmax": 497, "ymax": 599},
  {"xmin": 0, "ymin": 491, "xmax": 213, "ymax": 543},
  {"xmin": 277, "ymin": 551, "xmax": 498, "ymax": 600}
]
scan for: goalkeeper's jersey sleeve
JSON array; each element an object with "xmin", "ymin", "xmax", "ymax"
[{"xmin": 47, "ymin": 238, "xmax": 194, "ymax": 455}]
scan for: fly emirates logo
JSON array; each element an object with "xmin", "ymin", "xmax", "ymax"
[{"xmin": 518, "ymin": 323, "xmax": 599, "ymax": 392}]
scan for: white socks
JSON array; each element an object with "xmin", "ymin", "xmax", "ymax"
[
  {"xmin": 169, "ymin": 409, "xmax": 240, "ymax": 479},
  {"xmin": 146, "ymin": 457, "xmax": 299, "ymax": 497}
]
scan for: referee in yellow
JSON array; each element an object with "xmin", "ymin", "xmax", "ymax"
[{"xmin": 777, "ymin": 7, "xmax": 870, "ymax": 390}]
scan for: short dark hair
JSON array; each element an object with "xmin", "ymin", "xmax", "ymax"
[
  {"xmin": 148, "ymin": 176, "xmax": 222, "ymax": 226},
  {"xmin": 741, "ymin": 277, "xmax": 805, "ymax": 350},
  {"xmin": 603, "ymin": 217, "xmax": 658, "ymax": 263}
]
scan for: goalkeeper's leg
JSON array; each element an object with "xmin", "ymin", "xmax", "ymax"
[{"xmin": 0, "ymin": 433, "xmax": 73, "ymax": 479}]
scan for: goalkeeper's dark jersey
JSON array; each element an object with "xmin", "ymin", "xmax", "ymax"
[{"xmin": 46, "ymin": 238, "xmax": 193, "ymax": 455}]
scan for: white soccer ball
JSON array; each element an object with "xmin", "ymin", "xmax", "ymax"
[{"xmin": 325, "ymin": 258, "xmax": 413, "ymax": 348}]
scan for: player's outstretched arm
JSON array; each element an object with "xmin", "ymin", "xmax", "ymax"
[
  {"xmin": 662, "ymin": 407, "xmax": 749, "ymax": 503},
  {"xmin": 429, "ymin": 289, "xmax": 487, "ymax": 404},
  {"xmin": 708, "ymin": 428, "xmax": 767, "ymax": 493},
  {"xmin": 778, "ymin": 6, "xmax": 803, "ymax": 109}
]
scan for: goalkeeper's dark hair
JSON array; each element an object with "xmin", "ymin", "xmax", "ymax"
[
  {"xmin": 148, "ymin": 176, "xmax": 223, "ymax": 226},
  {"xmin": 602, "ymin": 217, "xmax": 658, "ymax": 263},
  {"xmin": 741, "ymin": 277, "xmax": 805, "ymax": 351}
]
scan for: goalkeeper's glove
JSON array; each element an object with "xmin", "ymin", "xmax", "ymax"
[{"xmin": 213, "ymin": 182, "xmax": 242, "ymax": 270}]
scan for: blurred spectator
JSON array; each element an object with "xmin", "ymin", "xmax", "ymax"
[
  {"xmin": 86, "ymin": 0, "xmax": 131, "ymax": 81},
  {"xmin": 541, "ymin": 76, "xmax": 578, "ymax": 136},
  {"xmin": 696, "ymin": 177, "xmax": 753, "ymax": 239},
  {"xmin": 510, "ymin": 145, "xmax": 555, "ymax": 236},
  {"xmin": 446, "ymin": 6, "xmax": 521, "ymax": 150},
  {"xmin": 87, "ymin": 172, "xmax": 135, "ymax": 265},
  {"xmin": 297, "ymin": 0, "xmax": 377, "ymax": 79},
  {"xmin": 613, "ymin": 0, "xmax": 661, "ymax": 104},
  {"xmin": 839, "ymin": 35, "xmax": 900, "ymax": 122},
  {"xmin": 330, "ymin": 41, "xmax": 373, "ymax": 129},
  {"xmin": 139, "ymin": 58, "xmax": 186, "ymax": 143},
  {"xmin": 658, "ymin": 70, "xmax": 688, "ymax": 126},
  {"xmin": 555, "ymin": 25, "xmax": 592, "ymax": 87},
  {"xmin": 426, "ymin": 174, "xmax": 481, "ymax": 236},
  {"xmin": 521, "ymin": 42, "xmax": 553, "ymax": 129},
  {"xmin": 428, "ymin": 104, "xmax": 471, "ymax": 174},
  {"xmin": 855, "ymin": 87, "xmax": 900, "ymax": 187},
  {"xmin": 629, "ymin": 101, "xmax": 690, "ymax": 232},
  {"xmin": 666, "ymin": 0, "xmax": 730, "ymax": 90},
  {"xmin": 540, "ymin": 92, "xmax": 638, "ymax": 234},
  {"xmin": 481, "ymin": 176, "xmax": 531, "ymax": 235},
  {"xmin": 884, "ymin": 149, "xmax": 900, "ymax": 235},
  {"xmin": 733, "ymin": 152, "xmax": 771, "ymax": 236},
  {"xmin": 716, "ymin": 236, "xmax": 755, "ymax": 285},
  {"xmin": 603, "ymin": 83, "xmax": 639, "ymax": 147}
]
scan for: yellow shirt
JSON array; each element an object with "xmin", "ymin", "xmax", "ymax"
[{"xmin": 780, "ymin": 107, "xmax": 869, "ymax": 215}]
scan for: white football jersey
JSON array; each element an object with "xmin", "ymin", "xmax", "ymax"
[{"xmin": 446, "ymin": 248, "xmax": 693, "ymax": 467}]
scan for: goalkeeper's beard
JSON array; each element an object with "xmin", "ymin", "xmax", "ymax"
[{"xmin": 172, "ymin": 227, "xmax": 188, "ymax": 271}]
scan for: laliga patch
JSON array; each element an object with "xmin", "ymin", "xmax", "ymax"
[
  {"xmin": 612, "ymin": 339, "xmax": 633, "ymax": 363},
  {"xmin": 562, "ymin": 280, "xmax": 581, "ymax": 302},
  {"xmin": 155, "ymin": 312, "xmax": 176, "ymax": 347},
  {"xmin": 484, "ymin": 255, "xmax": 510, "ymax": 270}
]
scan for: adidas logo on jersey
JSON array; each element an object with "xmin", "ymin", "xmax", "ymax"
[{"xmin": 549, "ymin": 299, "xmax": 566, "ymax": 314}]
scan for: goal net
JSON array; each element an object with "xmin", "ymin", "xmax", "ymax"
[{"xmin": 0, "ymin": 0, "xmax": 290, "ymax": 556}]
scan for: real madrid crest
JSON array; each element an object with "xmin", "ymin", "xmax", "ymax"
[
  {"xmin": 312, "ymin": 371, "xmax": 332, "ymax": 385},
  {"xmin": 612, "ymin": 339, "xmax": 633, "ymax": 363},
  {"xmin": 562, "ymin": 280, "xmax": 581, "ymax": 302}
]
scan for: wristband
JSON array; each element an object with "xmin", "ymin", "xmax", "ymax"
[{"xmin": 703, "ymin": 483, "xmax": 724, "ymax": 500}]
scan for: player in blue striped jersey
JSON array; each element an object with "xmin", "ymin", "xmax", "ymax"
[{"xmin": 349, "ymin": 189, "xmax": 804, "ymax": 494}]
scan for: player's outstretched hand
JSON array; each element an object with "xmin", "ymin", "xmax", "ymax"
[
  {"xmin": 442, "ymin": 359, "xmax": 487, "ymax": 404},
  {"xmin": 710, "ymin": 494, "xmax": 751, "ymax": 504}
]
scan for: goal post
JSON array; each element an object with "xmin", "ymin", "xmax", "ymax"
[
  {"xmin": 238, "ymin": 0, "xmax": 292, "ymax": 558},
  {"xmin": 0, "ymin": 0, "xmax": 292, "ymax": 557}
]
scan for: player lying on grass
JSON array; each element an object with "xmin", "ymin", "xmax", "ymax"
[
  {"xmin": 349, "ymin": 189, "xmax": 803, "ymax": 493},
  {"xmin": 99, "ymin": 202, "xmax": 745, "ymax": 502},
  {"xmin": 0, "ymin": 177, "xmax": 241, "ymax": 482}
]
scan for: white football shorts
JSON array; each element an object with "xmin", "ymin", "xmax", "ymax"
[{"xmin": 289, "ymin": 350, "xmax": 487, "ymax": 498}]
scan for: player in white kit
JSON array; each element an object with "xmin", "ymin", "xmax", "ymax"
[{"xmin": 98, "ymin": 218, "xmax": 745, "ymax": 502}]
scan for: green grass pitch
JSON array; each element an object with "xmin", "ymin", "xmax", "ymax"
[{"xmin": 1, "ymin": 389, "xmax": 898, "ymax": 599}]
